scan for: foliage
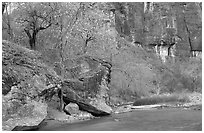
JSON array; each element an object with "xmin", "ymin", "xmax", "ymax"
[
  {"xmin": 133, "ymin": 94, "xmax": 189, "ymax": 106},
  {"xmin": 2, "ymin": 40, "xmax": 60, "ymax": 97},
  {"xmin": 2, "ymin": 2, "xmax": 202, "ymax": 108},
  {"xmin": 160, "ymin": 57, "xmax": 202, "ymax": 93},
  {"xmin": 109, "ymin": 40, "xmax": 162, "ymax": 104},
  {"xmin": 13, "ymin": 2, "xmax": 59, "ymax": 49}
]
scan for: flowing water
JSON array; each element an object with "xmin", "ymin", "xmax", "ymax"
[{"xmin": 39, "ymin": 108, "xmax": 202, "ymax": 131}]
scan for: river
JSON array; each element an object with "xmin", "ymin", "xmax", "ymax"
[{"xmin": 39, "ymin": 108, "xmax": 202, "ymax": 131}]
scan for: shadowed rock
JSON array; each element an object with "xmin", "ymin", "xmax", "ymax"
[
  {"xmin": 62, "ymin": 96, "xmax": 110, "ymax": 117},
  {"xmin": 12, "ymin": 119, "xmax": 47, "ymax": 131}
]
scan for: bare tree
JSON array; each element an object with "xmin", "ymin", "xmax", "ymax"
[
  {"xmin": 2, "ymin": 2, "xmax": 6, "ymax": 14},
  {"xmin": 53, "ymin": 2, "xmax": 86, "ymax": 111},
  {"xmin": 15, "ymin": 3, "xmax": 58, "ymax": 50},
  {"xmin": 2, "ymin": 2, "xmax": 13, "ymax": 40}
]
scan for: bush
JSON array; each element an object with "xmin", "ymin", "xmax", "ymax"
[
  {"xmin": 158, "ymin": 56, "xmax": 202, "ymax": 94},
  {"xmin": 133, "ymin": 94, "xmax": 189, "ymax": 106}
]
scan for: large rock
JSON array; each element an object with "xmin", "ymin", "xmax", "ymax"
[
  {"xmin": 2, "ymin": 40, "xmax": 59, "ymax": 130},
  {"xmin": 65, "ymin": 103, "xmax": 94, "ymax": 119},
  {"xmin": 62, "ymin": 96, "xmax": 110, "ymax": 117},
  {"xmin": 65, "ymin": 103, "xmax": 80, "ymax": 115},
  {"xmin": 55, "ymin": 56, "xmax": 113, "ymax": 114},
  {"xmin": 2, "ymin": 94, "xmax": 47, "ymax": 130},
  {"xmin": 2, "ymin": 40, "xmax": 112, "ymax": 126},
  {"xmin": 2, "ymin": 85, "xmax": 48, "ymax": 131},
  {"xmin": 89, "ymin": 78, "xmax": 113, "ymax": 113},
  {"xmin": 89, "ymin": 98, "xmax": 113, "ymax": 114}
]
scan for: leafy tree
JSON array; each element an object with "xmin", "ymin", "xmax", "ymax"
[
  {"xmin": 14, "ymin": 2, "xmax": 58, "ymax": 50},
  {"xmin": 2, "ymin": 2, "xmax": 13, "ymax": 41}
]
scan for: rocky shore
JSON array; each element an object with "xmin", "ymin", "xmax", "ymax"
[{"xmin": 21, "ymin": 92, "xmax": 201, "ymax": 131}]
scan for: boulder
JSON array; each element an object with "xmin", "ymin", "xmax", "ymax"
[
  {"xmin": 89, "ymin": 79, "xmax": 113, "ymax": 113},
  {"xmin": 2, "ymin": 40, "xmax": 111, "ymax": 131},
  {"xmin": 89, "ymin": 98, "xmax": 113, "ymax": 114},
  {"xmin": 2, "ymin": 96, "xmax": 47, "ymax": 131},
  {"xmin": 65, "ymin": 103, "xmax": 94, "ymax": 119},
  {"xmin": 2, "ymin": 40, "xmax": 58, "ymax": 131},
  {"xmin": 56, "ymin": 56, "xmax": 113, "ymax": 115},
  {"xmin": 65, "ymin": 103, "xmax": 80, "ymax": 115}
]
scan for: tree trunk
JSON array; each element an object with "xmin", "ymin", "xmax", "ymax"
[
  {"xmin": 82, "ymin": 38, "xmax": 90, "ymax": 54},
  {"xmin": 167, "ymin": 46, "xmax": 171, "ymax": 56},
  {"xmin": 24, "ymin": 29, "xmax": 37, "ymax": 50},
  {"xmin": 2, "ymin": 2, "xmax": 6, "ymax": 14},
  {"xmin": 31, "ymin": 31, "xmax": 37, "ymax": 50},
  {"xmin": 29, "ymin": 38, "xmax": 36, "ymax": 50},
  {"xmin": 59, "ymin": 24, "xmax": 66, "ymax": 112}
]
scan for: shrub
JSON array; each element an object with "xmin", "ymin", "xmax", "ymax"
[
  {"xmin": 159, "ymin": 56, "xmax": 202, "ymax": 94},
  {"xmin": 133, "ymin": 94, "xmax": 189, "ymax": 106}
]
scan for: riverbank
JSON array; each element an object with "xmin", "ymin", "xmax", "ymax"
[
  {"xmin": 37, "ymin": 99, "xmax": 202, "ymax": 131},
  {"xmin": 113, "ymin": 92, "xmax": 202, "ymax": 114},
  {"xmin": 11, "ymin": 91, "xmax": 201, "ymax": 131},
  {"xmin": 39, "ymin": 107, "xmax": 202, "ymax": 131}
]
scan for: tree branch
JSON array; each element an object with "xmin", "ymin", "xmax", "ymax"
[
  {"xmin": 37, "ymin": 22, "xmax": 52, "ymax": 31},
  {"xmin": 24, "ymin": 29, "xmax": 32, "ymax": 39},
  {"xmin": 62, "ymin": 2, "xmax": 84, "ymax": 38},
  {"xmin": 37, "ymin": 3, "xmax": 57, "ymax": 29},
  {"xmin": 17, "ymin": 18, "xmax": 31, "ymax": 24}
]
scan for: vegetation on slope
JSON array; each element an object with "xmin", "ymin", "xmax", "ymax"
[{"xmin": 2, "ymin": 2, "xmax": 202, "ymax": 130}]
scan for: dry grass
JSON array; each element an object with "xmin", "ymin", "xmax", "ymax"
[{"xmin": 133, "ymin": 94, "xmax": 189, "ymax": 106}]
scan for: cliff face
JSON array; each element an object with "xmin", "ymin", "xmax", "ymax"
[
  {"xmin": 113, "ymin": 2, "xmax": 144, "ymax": 43},
  {"xmin": 104, "ymin": 2, "xmax": 202, "ymax": 104},
  {"xmin": 113, "ymin": 2, "xmax": 202, "ymax": 57}
]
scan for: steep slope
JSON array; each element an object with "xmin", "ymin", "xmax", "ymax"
[{"xmin": 2, "ymin": 40, "xmax": 112, "ymax": 130}]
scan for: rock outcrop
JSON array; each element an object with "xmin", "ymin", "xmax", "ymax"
[
  {"xmin": 54, "ymin": 55, "xmax": 113, "ymax": 114},
  {"xmin": 112, "ymin": 2, "xmax": 202, "ymax": 60},
  {"xmin": 2, "ymin": 40, "xmax": 57, "ymax": 131},
  {"xmin": 2, "ymin": 40, "xmax": 111, "ymax": 130}
]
